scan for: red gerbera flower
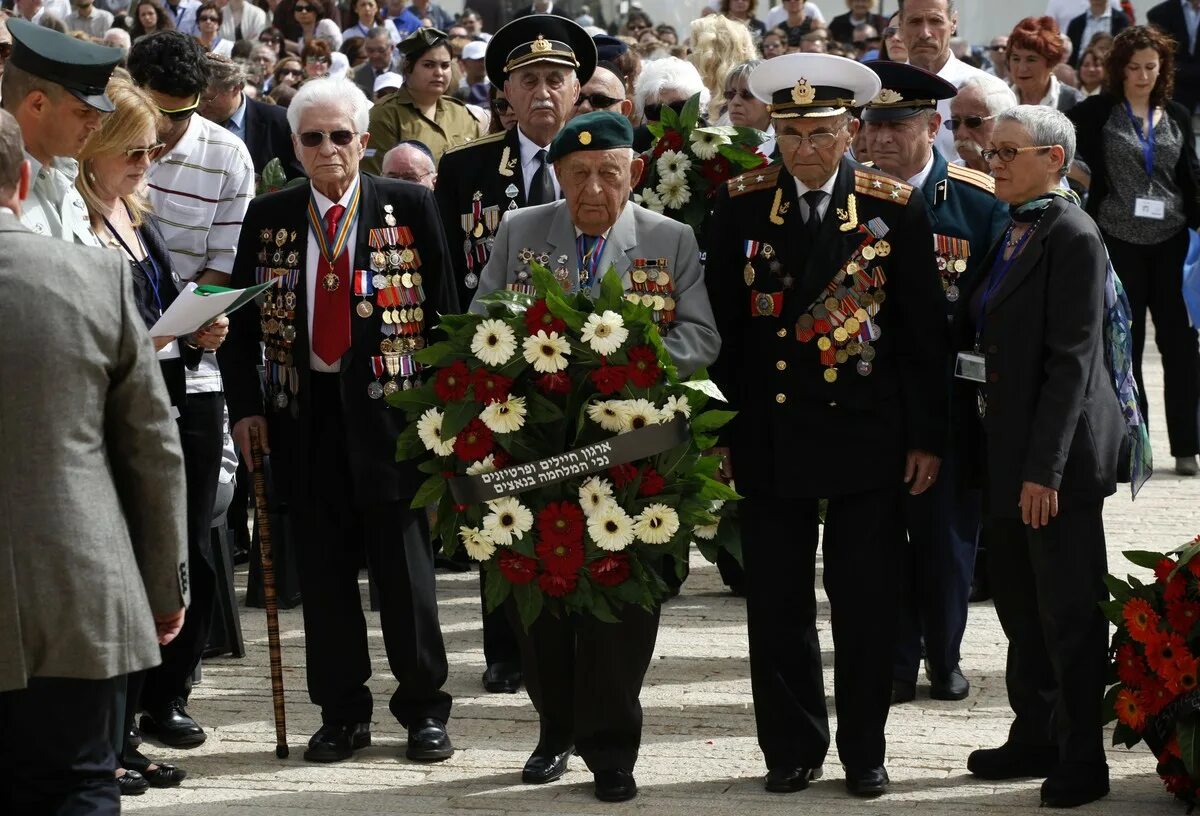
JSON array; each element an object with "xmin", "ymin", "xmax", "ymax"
[
  {"xmin": 1147, "ymin": 633, "xmax": 1191, "ymax": 674},
  {"xmin": 537, "ymin": 501, "xmax": 584, "ymax": 547},
  {"xmin": 1116, "ymin": 643, "xmax": 1150, "ymax": 689},
  {"xmin": 491, "ymin": 448, "xmax": 512, "ymax": 469},
  {"xmin": 454, "ymin": 418, "xmax": 493, "ymax": 462},
  {"xmin": 1164, "ymin": 774, "xmax": 1192, "ymax": 796},
  {"xmin": 589, "ymin": 553, "xmax": 631, "ymax": 588},
  {"xmin": 1157, "ymin": 558, "xmax": 1178, "ymax": 584},
  {"xmin": 1139, "ymin": 677, "xmax": 1174, "ymax": 716},
  {"xmin": 591, "ymin": 363, "xmax": 629, "ymax": 395},
  {"xmin": 1167, "ymin": 657, "xmax": 1200, "ymax": 696},
  {"xmin": 637, "ymin": 467, "xmax": 665, "ymax": 497},
  {"xmin": 1168, "ymin": 600, "xmax": 1200, "ymax": 636},
  {"xmin": 609, "ymin": 463, "xmax": 638, "ymax": 488},
  {"xmin": 1165, "ymin": 573, "xmax": 1189, "ymax": 603},
  {"xmin": 699, "ymin": 155, "xmax": 733, "ymax": 185},
  {"xmin": 1124, "ymin": 597, "xmax": 1161, "ymax": 644},
  {"xmin": 1188, "ymin": 555, "xmax": 1200, "ymax": 579},
  {"xmin": 536, "ymin": 534, "xmax": 584, "ymax": 577},
  {"xmin": 652, "ymin": 129, "xmax": 682, "ymax": 158},
  {"xmin": 626, "ymin": 345, "xmax": 661, "ymax": 387},
  {"xmin": 535, "ymin": 371, "xmax": 571, "ymax": 396},
  {"xmin": 496, "ymin": 550, "xmax": 538, "ymax": 585},
  {"xmin": 1116, "ymin": 687, "xmax": 1146, "ymax": 730},
  {"xmin": 538, "ymin": 570, "xmax": 578, "ymax": 597},
  {"xmin": 472, "ymin": 369, "xmax": 513, "ymax": 404},
  {"xmin": 524, "ymin": 299, "xmax": 567, "ymax": 336},
  {"xmin": 434, "ymin": 360, "xmax": 471, "ymax": 402}
]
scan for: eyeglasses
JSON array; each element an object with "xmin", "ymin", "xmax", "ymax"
[
  {"xmin": 305, "ymin": 55, "xmax": 329, "ymax": 64},
  {"xmin": 944, "ymin": 114, "xmax": 996, "ymax": 131},
  {"xmin": 883, "ymin": 27, "xmax": 898, "ymax": 38},
  {"xmin": 293, "ymin": 4, "xmax": 315, "ymax": 12},
  {"xmin": 575, "ymin": 92, "xmax": 624, "ymax": 109},
  {"xmin": 981, "ymin": 145, "xmax": 1053, "ymax": 162},
  {"xmin": 777, "ymin": 130, "xmax": 843, "ymax": 150},
  {"xmin": 491, "ymin": 99, "xmax": 511, "ymax": 113},
  {"xmin": 198, "ymin": 14, "xmax": 219, "ymax": 22},
  {"xmin": 723, "ymin": 88, "xmax": 755, "ymax": 102},
  {"xmin": 125, "ymin": 143, "xmax": 166, "ymax": 162},
  {"xmin": 298, "ymin": 130, "xmax": 358, "ymax": 148},
  {"xmin": 156, "ymin": 96, "xmax": 200, "ymax": 121},
  {"xmin": 278, "ymin": 67, "xmax": 303, "ymax": 77},
  {"xmin": 643, "ymin": 100, "xmax": 686, "ymax": 121},
  {"xmin": 386, "ymin": 169, "xmax": 434, "ymax": 182}
]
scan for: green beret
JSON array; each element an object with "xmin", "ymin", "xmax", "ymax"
[
  {"xmin": 547, "ymin": 111, "xmax": 633, "ymax": 163},
  {"xmin": 397, "ymin": 27, "xmax": 449, "ymax": 59}
]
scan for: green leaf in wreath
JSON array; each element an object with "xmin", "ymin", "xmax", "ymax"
[
  {"xmin": 681, "ymin": 378, "xmax": 728, "ymax": 402},
  {"xmin": 410, "ymin": 473, "xmax": 446, "ymax": 509},
  {"xmin": 386, "ymin": 381, "xmax": 440, "ymax": 412},
  {"xmin": 1180, "ymin": 715, "xmax": 1200, "ymax": 778},
  {"xmin": 513, "ymin": 581, "xmax": 545, "ymax": 630},
  {"xmin": 718, "ymin": 517, "xmax": 743, "ymax": 567},
  {"xmin": 395, "ymin": 422, "xmax": 424, "ymax": 461},
  {"xmin": 679, "ymin": 92, "xmax": 701, "ymax": 131},
  {"xmin": 414, "ymin": 341, "xmax": 456, "ymax": 367},
  {"xmin": 440, "ymin": 399, "xmax": 480, "ymax": 439},
  {"xmin": 436, "ymin": 313, "xmax": 479, "ymax": 333},
  {"xmin": 1100, "ymin": 599, "xmax": 1126, "ymax": 627},
  {"xmin": 417, "ymin": 459, "xmax": 445, "ymax": 475},
  {"xmin": 691, "ymin": 409, "xmax": 738, "ymax": 434},
  {"xmin": 590, "ymin": 590, "xmax": 620, "ymax": 623},
  {"xmin": 597, "ymin": 266, "xmax": 626, "ymax": 312},
  {"xmin": 698, "ymin": 475, "xmax": 741, "ymax": 501},
  {"xmin": 1123, "ymin": 550, "xmax": 1168, "ymax": 571},
  {"xmin": 525, "ymin": 388, "xmax": 565, "ymax": 423},
  {"xmin": 482, "ymin": 563, "xmax": 512, "ymax": 612},
  {"xmin": 646, "ymin": 120, "xmax": 665, "ymax": 140},
  {"xmin": 1103, "ymin": 573, "xmax": 1132, "ymax": 602},
  {"xmin": 477, "ymin": 288, "xmax": 536, "ymax": 314},
  {"xmin": 660, "ymin": 103, "xmax": 680, "ymax": 130},
  {"xmin": 1111, "ymin": 721, "xmax": 1141, "ymax": 749}
]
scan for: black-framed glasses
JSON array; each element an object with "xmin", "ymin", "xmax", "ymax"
[
  {"xmin": 125, "ymin": 143, "xmax": 166, "ymax": 162},
  {"xmin": 944, "ymin": 114, "xmax": 996, "ymax": 131},
  {"xmin": 298, "ymin": 130, "xmax": 357, "ymax": 148},
  {"xmin": 575, "ymin": 92, "xmax": 624, "ymax": 109},
  {"xmin": 198, "ymin": 14, "xmax": 220, "ymax": 22},
  {"xmin": 491, "ymin": 99, "xmax": 511, "ymax": 113},
  {"xmin": 723, "ymin": 88, "xmax": 755, "ymax": 102},
  {"xmin": 981, "ymin": 145, "xmax": 1052, "ymax": 162},
  {"xmin": 156, "ymin": 95, "xmax": 200, "ymax": 121},
  {"xmin": 643, "ymin": 100, "xmax": 686, "ymax": 121}
]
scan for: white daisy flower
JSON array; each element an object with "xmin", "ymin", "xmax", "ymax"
[
  {"xmin": 459, "ymin": 526, "xmax": 496, "ymax": 561},
  {"xmin": 587, "ymin": 504, "xmax": 636, "ymax": 552},
  {"xmin": 710, "ymin": 499, "xmax": 726, "ymax": 513},
  {"xmin": 522, "ymin": 330, "xmax": 571, "ymax": 373},
  {"xmin": 580, "ymin": 310, "xmax": 629, "ymax": 356},
  {"xmin": 633, "ymin": 503, "xmax": 681, "ymax": 544},
  {"xmin": 690, "ymin": 127, "xmax": 732, "ymax": 160},
  {"xmin": 466, "ymin": 454, "xmax": 497, "ymax": 476},
  {"xmin": 587, "ymin": 400, "xmax": 631, "ymax": 433},
  {"xmin": 657, "ymin": 175, "xmax": 691, "ymax": 210},
  {"xmin": 416, "ymin": 408, "xmax": 456, "ymax": 456},
  {"xmin": 663, "ymin": 394, "xmax": 692, "ymax": 419},
  {"xmin": 471, "ymin": 318, "xmax": 517, "ymax": 367},
  {"xmin": 578, "ymin": 476, "xmax": 615, "ymax": 517},
  {"xmin": 655, "ymin": 149, "xmax": 691, "ymax": 184},
  {"xmin": 479, "ymin": 396, "xmax": 527, "ymax": 435},
  {"xmin": 619, "ymin": 398, "xmax": 663, "ymax": 433},
  {"xmin": 482, "ymin": 497, "xmax": 534, "ymax": 546},
  {"xmin": 640, "ymin": 187, "xmax": 665, "ymax": 213},
  {"xmin": 692, "ymin": 523, "xmax": 719, "ymax": 540}
]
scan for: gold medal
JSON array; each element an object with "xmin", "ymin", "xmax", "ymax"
[
  {"xmin": 652, "ymin": 295, "xmax": 666, "ymax": 310},
  {"xmin": 744, "ymin": 262, "xmax": 755, "ymax": 286},
  {"xmin": 876, "ymin": 240, "xmax": 892, "ymax": 257},
  {"xmin": 371, "ymin": 250, "xmax": 387, "ymax": 269},
  {"xmin": 855, "ymin": 308, "xmax": 869, "ymax": 322},
  {"xmin": 817, "ymin": 336, "xmax": 832, "ymax": 351},
  {"xmin": 954, "ymin": 258, "xmax": 967, "ymax": 273},
  {"xmin": 641, "ymin": 294, "xmax": 655, "ymax": 307},
  {"xmin": 410, "ymin": 272, "xmax": 423, "ymax": 287},
  {"xmin": 844, "ymin": 317, "xmax": 861, "ymax": 334},
  {"xmin": 472, "ymin": 222, "xmax": 484, "ymax": 238},
  {"xmin": 400, "ymin": 248, "xmax": 415, "ymax": 265},
  {"xmin": 824, "ymin": 367, "xmax": 838, "ymax": 383},
  {"xmin": 861, "ymin": 245, "xmax": 877, "ymax": 260},
  {"xmin": 824, "ymin": 296, "xmax": 839, "ymax": 312},
  {"xmin": 322, "ymin": 271, "xmax": 339, "ymax": 292},
  {"xmin": 663, "ymin": 297, "xmax": 676, "ymax": 311},
  {"xmin": 633, "ymin": 268, "xmax": 648, "ymax": 284},
  {"xmin": 835, "ymin": 349, "xmax": 849, "ymax": 364},
  {"xmin": 380, "ymin": 338, "xmax": 394, "ymax": 354},
  {"xmin": 833, "ymin": 327, "xmax": 849, "ymax": 343},
  {"xmin": 657, "ymin": 271, "xmax": 671, "ymax": 286},
  {"xmin": 401, "ymin": 272, "xmax": 413, "ymax": 288},
  {"xmin": 413, "ymin": 306, "xmax": 425, "ymax": 322},
  {"xmin": 382, "ymin": 308, "xmax": 394, "ymax": 325},
  {"xmin": 357, "ymin": 300, "xmax": 374, "ymax": 318},
  {"xmin": 383, "ymin": 380, "xmax": 399, "ymax": 396}
]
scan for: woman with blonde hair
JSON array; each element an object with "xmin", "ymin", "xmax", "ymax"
[{"xmin": 689, "ymin": 13, "xmax": 757, "ymax": 122}]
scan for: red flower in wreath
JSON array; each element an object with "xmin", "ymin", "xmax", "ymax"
[
  {"xmin": 434, "ymin": 360, "xmax": 471, "ymax": 402},
  {"xmin": 538, "ymin": 570, "xmax": 578, "ymax": 597},
  {"xmin": 652, "ymin": 129, "xmax": 682, "ymax": 158},
  {"xmin": 699, "ymin": 154, "xmax": 733, "ymax": 186},
  {"xmin": 1167, "ymin": 600, "xmax": 1200, "ymax": 635},
  {"xmin": 536, "ymin": 535, "xmax": 584, "ymax": 576},
  {"xmin": 609, "ymin": 463, "xmax": 638, "ymax": 488},
  {"xmin": 491, "ymin": 448, "xmax": 512, "ymax": 469},
  {"xmin": 591, "ymin": 363, "xmax": 629, "ymax": 395},
  {"xmin": 525, "ymin": 299, "xmax": 567, "ymax": 336},
  {"xmin": 588, "ymin": 553, "xmax": 631, "ymax": 587},
  {"xmin": 1146, "ymin": 633, "xmax": 1190, "ymax": 673},
  {"xmin": 1187, "ymin": 556, "xmax": 1200, "ymax": 580},
  {"xmin": 537, "ymin": 501, "xmax": 584, "ymax": 547},
  {"xmin": 1156, "ymin": 558, "xmax": 1178, "ymax": 584},
  {"xmin": 637, "ymin": 467, "xmax": 665, "ymax": 497},
  {"xmin": 626, "ymin": 345, "xmax": 661, "ymax": 387},
  {"xmin": 472, "ymin": 369, "xmax": 513, "ymax": 404},
  {"xmin": 1166, "ymin": 573, "xmax": 1189, "ymax": 603},
  {"xmin": 1139, "ymin": 677, "xmax": 1173, "ymax": 716},
  {"xmin": 1124, "ymin": 597, "xmax": 1161, "ymax": 644},
  {"xmin": 535, "ymin": 371, "xmax": 571, "ymax": 396},
  {"xmin": 1166, "ymin": 656, "xmax": 1200, "ymax": 696},
  {"xmin": 497, "ymin": 549, "xmax": 538, "ymax": 585},
  {"xmin": 454, "ymin": 418, "xmax": 493, "ymax": 462},
  {"xmin": 1116, "ymin": 643, "xmax": 1150, "ymax": 689},
  {"xmin": 1115, "ymin": 687, "xmax": 1146, "ymax": 730}
]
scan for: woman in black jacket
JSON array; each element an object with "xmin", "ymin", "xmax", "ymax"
[
  {"xmin": 1069, "ymin": 25, "xmax": 1200, "ymax": 475},
  {"xmin": 955, "ymin": 105, "xmax": 1125, "ymax": 809}
]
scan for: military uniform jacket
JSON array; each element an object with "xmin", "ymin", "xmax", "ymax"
[
  {"xmin": 469, "ymin": 199, "xmax": 721, "ymax": 379},
  {"xmin": 362, "ymin": 86, "xmax": 484, "ymax": 172},
  {"xmin": 707, "ymin": 157, "xmax": 949, "ymax": 498},
  {"xmin": 220, "ymin": 173, "xmax": 459, "ymax": 507},
  {"xmin": 20, "ymin": 154, "xmax": 99, "ymax": 246}
]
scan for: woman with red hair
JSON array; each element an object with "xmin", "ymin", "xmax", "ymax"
[{"xmin": 1007, "ymin": 16, "xmax": 1084, "ymax": 112}]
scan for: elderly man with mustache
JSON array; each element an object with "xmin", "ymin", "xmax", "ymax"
[{"xmin": 948, "ymin": 73, "xmax": 1017, "ymax": 174}]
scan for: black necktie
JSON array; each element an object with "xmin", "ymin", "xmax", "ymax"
[
  {"xmin": 528, "ymin": 148, "xmax": 555, "ymax": 205},
  {"xmin": 803, "ymin": 190, "xmax": 826, "ymax": 241}
]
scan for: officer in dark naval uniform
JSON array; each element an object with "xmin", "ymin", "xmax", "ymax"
[
  {"xmin": 860, "ymin": 60, "xmax": 1008, "ymax": 707},
  {"xmin": 433, "ymin": 13, "xmax": 595, "ymax": 696},
  {"xmin": 707, "ymin": 53, "xmax": 948, "ymax": 798}
]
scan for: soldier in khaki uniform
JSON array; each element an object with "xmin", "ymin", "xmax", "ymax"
[{"xmin": 362, "ymin": 27, "xmax": 483, "ymax": 172}]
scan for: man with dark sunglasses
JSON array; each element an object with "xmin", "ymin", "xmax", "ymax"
[
  {"xmin": 948, "ymin": 73, "xmax": 1016, "ymax": 175},
  {"xmin": 568, "ymin": 61, "xmax": 630, "ymax": 121}
]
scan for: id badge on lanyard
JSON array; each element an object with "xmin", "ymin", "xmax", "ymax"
[{"xmin": 1127, "ymin": 101, "xmax": 1166, "ymax": 220}]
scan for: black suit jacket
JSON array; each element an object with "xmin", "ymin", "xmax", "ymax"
[
  {"xmin": 706, "ymin": 157, "xmax": 949, "ymax": 498},
  {"xmin": 138, "ymin": 215, "xmax": 203, "ymax": 409},
  {"xmin": 1066, "ymin": 9, "xmax": 1129, "ymax": 67},
  {"xmin": 242, "ymin": 97, "xmax": 304, "ymax": 179},
  {"xmin": 1148, "ymin": 0, "xmax": 1200, "ymax": 112},
  {"xmin": 219, "ymin": 173, "xmax": 459, "ymax": 505},
  {"xmin": 951, "ymin": 197, "xmax": 1124, "ymax": 517}
]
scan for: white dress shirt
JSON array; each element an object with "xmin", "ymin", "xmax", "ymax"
[
  {"xmin": 306, "ymin": 180, "xmax": 360, "ymax": 373},
  {"xmin": 794, "ymin": 167, "xmax": 839, "ymax": 223},
  {"xmin": 1078, "ymin": 7, "xmax": 1112, "ymax": 56},
  {"xmin": 907, "ymin": 153, "xmax": 936, "ymax": 191},
  {"xmin": 1045, "ymin": 0, "xmax": 1121, "ymax": 34},
  {"xmin": 517, "ymin": 127, "xmax": 560, "ymax": 200},
  {"xmin": 926, "ymin": 52, "xmax": 992, "ymax": 164}
]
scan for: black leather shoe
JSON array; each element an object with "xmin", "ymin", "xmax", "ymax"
[
  {"xmin": 890, "ymin": 679, "xmax": 916, "ymax": 705},
  {"xmin": 406, "ymin": 718, "xmax": 454, "ymax": 762},
  {"xmin": 845, "ymin": 766, "xmax": 889, "ymax": 797},
  {"xmin": 764, "ymin": 765, "xmax": 823, "ymax": 792},
  {"xmin": 930, "ymin": 667, "xmax": 970, "ymax": 701},
  {"xmin": 127, "ymin": 726, "xmax": 142, "ymax": 749},
  {"xmin": 1041, "ymin": 761, "xmax": 1109, "ymax": 808},
  {"xmin": 521, "ymin": 745, "xmax": 573, "ymax": 783},
  {"xmin": 482, "ymin": 662, "xmax": 522, "ymax": 694},
  {"xmin": 303, "ymin": 722, "xmax": 371, "ymax": 762},
  {"xmin": 594, "ymin": 769, "xmax": 637, "ymax": 802},
  {"xmin": 139, "ymin": 699, "xmax": 206, "ymax": 748},
  {"xmin": 117, "ymin": 769, "xmax": 148, "ymax": 796},
  {"xmin": 142, "ymin": 763, "xmax": 188, "ymax": 788},
  {"xmin": 967, "ymin": 742, "xmax": 1059, "ymax": 780}
]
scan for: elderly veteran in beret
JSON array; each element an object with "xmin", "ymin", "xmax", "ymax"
[
  {"xmin": 468, "ymin": 111, "xmax": 720, "ymax": 803},
  {"xmin": 1, "ymin": 18, "xmax": 121, "ymax": 244}
]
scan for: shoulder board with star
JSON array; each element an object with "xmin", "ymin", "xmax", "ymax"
[
  {"xmin": 946, "ymin": 163, "xmax": 996, "ymax": 195},
  {"xmin": 443, "ymin": 130, "xmax": 506, "ymax": 156},
  {"xmin": 728, "ymin": 163, "xmax": 782, "ymax": 198},
  {"xmin": 854, "ymin": 168, "xmax": 913, "ymax": 205}
]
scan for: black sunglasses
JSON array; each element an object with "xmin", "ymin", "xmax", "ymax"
[
  {"xmin": 643, "ymin": 100, "xmax": 686, "ymax": 121},
  {"xmin": 298, "ymin": 130, "xmax": 357, "ymax": 147},
  {"xmin": 279, "ymin": 67, "xmax": 303, "ymax": 77},
  {"xmin": 491, "ymin": 99, "xmax": 511, "ymax": 113},
  {"xmin": 723, "ymin": 88, "xmax": 755, "ymax": 102},
  {"xmin": 198, "ymin": 14, "xmax": 220, "ymax": 22},
  {"xmin": 944, "ymin": 114, "xmax": 995, "ymax": 132},
  {"xmin": 575, "ymin": 92, "xmax": 624, "ymax": 109},
  {"xmin": 293, "ymin": 4, "xmax": 315, "ymax": 11}
]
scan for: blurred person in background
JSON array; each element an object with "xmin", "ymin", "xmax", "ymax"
[
  {"xmin": 1066, "ymin": 0, "xmax": 1129, "ymax": 67},
  {"xmin": 289, "ymin": 0, "xmax": 340, "ymax": 54},
  {"xmin": 343, "ymin": 0, "xmax": 400, "ymax": 44},
  {"xmin": 829, "ymin": 0, "xmax": 886, "ymax": 47},
  {"xmin": 1006, "ymin": 16, "xmax": 1084, "ymax": 112},
  {"xmin": 949, "ymin": 73, "xmax": 1017, "ymax": 173},
  {"xmin": 103, "ymin": 27, "xmax": 131, "ymax": 55},
  {"xmin": 271, "ymin": 53, "xmax": 303, "ymax": 88},
  {"xmin": 722, "ymin": 0, "xmax": 767, "ymax": 41},
  {"xmin": 257, "ymin": 24, "xmax": 285, "ymax": 56},
  {"xmin": 1077, "ymin": 43, "xmax": 1106, "ymax": 94},
  {"xmin": 0, "ymin": 15, "xmax": 11, "ymax": 82},
  {"xmin": 380, "ymin": 138, "xmax": 435, "ymax": 186},
  {"xmin": 217, "ymin": 0, "xmax": 268, "ymax": 43},
  {"xmin": 201, "ymin": 52, "xmax": 301, "ymax": 177},
  {"xmin": 722, "ymin": 59, "xmax": 773, "ymax": 156},
  {"xmin": 487, "ymin": 83, "xmax": 515, "ymax": 132},
  {"xmin": 762, "ymin": 28, "xmax": 785, "ymax": 58},
  {"xmin": 66, "ymin": 0, "xmax": 114, "ymax": 38},
  {"xmin": 631, "ymin": 55, "xmax": 708, "ymax": 150},
  {"xmin": 569, "ymin": 59, "xmax": 630, "ymax": 120},
  {"xmin": 986, "ymin": 35, "xmax": 1009, "ymax": 79},
  {"xmin": 372, "ymin": 69, "xmax": 401, "ymax": 99},
  {"xmin": 690, "ymin": 13, "xmax": 757, "ymax": 122},
  {"xmin": 250, "ymin": 41, "xmax": 277, "ymax": 86},
  {"xmin": 879, "ymin": 12, "xmax": 904, "ymax": 60},
  {"xmin": 131, "ymin": 0, "xmax": 176, "ymax": 40},
  {"xmin": 352, "ymin": 26, "xmax": 397, "ymax": 97},
  {"xmin": 194, "ymin": 2, "xmax": 233, "ymax": 56},
  {"xmin": 301, "ymin": 35, "xmax": 331, "ymax": 77},
  {"xmin": 458, "ymin": 38, "xmax": 488, "ymax": 106}
]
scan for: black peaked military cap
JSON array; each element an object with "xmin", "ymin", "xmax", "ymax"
[
  {"xmin": 7, "ymin": 18, "xmax": 123, "ymax": 112},
  {"xmin": 862, "ymin": 60, "xmax": 958, "ymax": 122},
  {"xmin": 546, "ymin": 110, "xmax": 633, "ymax": 163},
  {"xmin": 485, "ymin": 14, "xmax": 596, "ymax": 89}
]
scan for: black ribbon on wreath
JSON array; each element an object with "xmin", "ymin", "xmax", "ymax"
[{"xmin": 1143, "ymin": 688, "xmax": 1200, "ymax": 757}]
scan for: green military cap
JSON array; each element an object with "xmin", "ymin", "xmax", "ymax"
[
  {"xmin": 397, "ymin": 27, "xmax": 449, "ymax": 60},
  {"xmin": 7, "ymin": 18, "xmax": 123, "ymax": 112},
  {"xmin": 547, "ymin": 110, "xmax": 633, "ymax": 163}
]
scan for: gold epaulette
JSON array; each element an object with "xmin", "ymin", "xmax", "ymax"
[
  {"xmin": 946, "ymin": 162, "xmax": 997, "ymax": 194},
  {"xmin": 443, "ymin": 130, "xmax": 506, "ymax": 155},
  {"xmin": 854, "ymin": 168, "xmax": 913, "ymax": 205},
  {"xmin": 728, "ymin": 163, "xmax": 782, "ymax": 198}
]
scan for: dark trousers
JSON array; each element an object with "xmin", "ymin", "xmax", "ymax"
[
  {"xmin": 0, "ymin": 676, "xmax": 120, "ymax": 815},
  {"xmin": 985, "ymin": 504, "xmax": 1109, "ymax": 764},
  {"xmin": 141, "ymin": 392, "xmax": 223, "ymax": 712},
  {"xmin": 741, "ymin": 487, "xmax": 901, "ymax": 771},
  {"xmin": 1105, "ymin": 229, "xmax": 1199, "ymax": 456},
  {"xmin": 480, "ymin": 570, "xmax": 520, "ymax": 669},
  {"xmin": 505, "ymin": 600, "xmax": 661, "ymax": 773},
  {"xmin": 894, "ymin": 451, "xmax": 981, "ymax": 681},
  {"xmin": 295, "ymin": 372, "xmax": 451, "ymax": 727}
]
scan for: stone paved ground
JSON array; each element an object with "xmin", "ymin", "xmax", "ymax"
[{"xmin": 126, "ymin": 340, "xmax": 1198, "ymax": 816}]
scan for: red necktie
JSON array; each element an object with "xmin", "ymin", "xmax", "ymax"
[{"xmin": 312, "ymin": 203, "xmax": 351, "ymax": 365}]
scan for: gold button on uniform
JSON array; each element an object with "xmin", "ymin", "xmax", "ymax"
[
  {"xmin": 775, "ymin": 393, "xmax": 787, "ymax": 404},
  {"xmin": 776, "ymin": 360, "xmax": 787, "ymax": 371},
  {"xmin": 776, "ymin": 328, "xmax": 787, "ymax": 338}
]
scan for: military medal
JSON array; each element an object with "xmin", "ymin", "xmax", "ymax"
[
  {"xmin": 307, "ymin": 185, "xmax": 360, "ymax": 296},
  {"xmin": 369, "ymin": 356, "xmax": 386, "ymax": 399},
  {"xmin": 354, "ymin": 269, "xmax": 375, "ymax": 317},
  {"xmin": 383, "ymin": 203, "xmax": 396, "ymax": 228}
]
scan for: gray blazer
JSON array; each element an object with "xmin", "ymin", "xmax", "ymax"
[
  {"xmin": 0, "ymin": 213, "xmax": 189, "ymax": 692},
  {"xmin": 470, "ymin": 200, "xmax": 721, "ymax": 378}
]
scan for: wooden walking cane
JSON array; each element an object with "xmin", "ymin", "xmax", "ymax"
[{"xmin": 250, "ymin": 426, "xmax": 289, "ymax": 759}]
